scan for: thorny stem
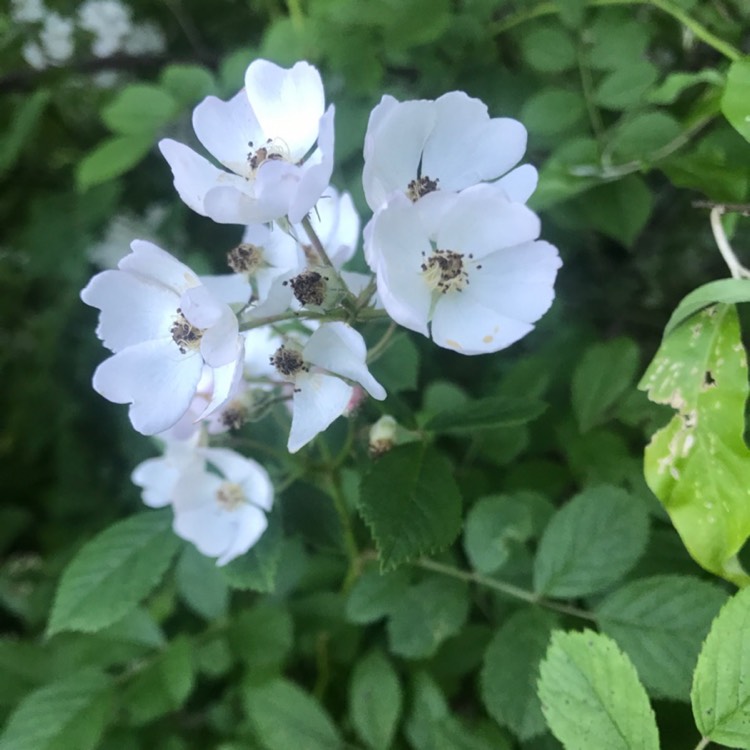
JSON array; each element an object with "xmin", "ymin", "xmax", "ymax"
[
  {"xmin": 709, "ymin": 206, "xmax": 750, "ymax": 280},
  {"xmin": 491, "ymin": 0, "xmax": 741, "ymax": 61},
  {"xmin": 415, "ymin": 558, "xmax": 598, "ymax": 622}
]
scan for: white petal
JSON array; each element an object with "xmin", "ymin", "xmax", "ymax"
[
  {"xmin": 131, "ymin": 456, "xmax": 180, "ymax": 508},
  {"xmin": 92, "ymin": 339, "xmax": 203, "ymax": 434},
  {"xmin": 495, "ymin": 164, "xmax": 538, "ymax": 203},
  {"xmin": 202, "ymin": 183, "xmax": 272, "ymax": 225},
  {"xmin": 431, "ymin": 291, "xmax": 534, "ymax": 355},
  {"xmin": 199, "ymin": 274, "xmax": 252, "ymax": 306},
  {"xmin": 202, "ymin": 448, "xmax": 274, "ymax": 511},
  {"xmin": 288, "ymin": 372, "xmax": 352, "ymax": 453},
  {"xmin": 192, "ymin": 90, "xmax": 262, "ymax": 176},
  {"xmin": 304, "ymin": 323, "xmax": 386, "ymax": 400},
  {"xmin": 180, "ymin": 284, "xmax": 224, "ymax": 328},
  {"xmin": 81, "ymin": 269, "xmax": 177, "ymax": 353},
  {"xmin": 216, "ymin": 505, "xmax": 268, "ymax": 565},
  {"xmin": 362, "ymin": 98, "xmax": 436, "ymax": 211},
  {"xmin": 435, "ymin": 185, "xmax": 540, "ymax": 257},
  {"xmin": 120, "ymin": 240, "xmax": 201, "ymax": 293},
  {"xmin": 244, "ymin": 59, "xmax": 325, "ymax": 159},
  {"xmin": 197, "ymin": 341, "xmax": 244, "ymax": 419},
  {"xmin": 467, "ymin": 240, "xmax": 561, "ymax": 323}
]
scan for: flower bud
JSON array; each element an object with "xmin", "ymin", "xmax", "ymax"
[{"xmin": 369, "ymin": 415, "xmax": 398, "ymax": 457}]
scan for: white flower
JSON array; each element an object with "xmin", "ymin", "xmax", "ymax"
[
  {"xmin": 21, "ymin": 41, "xmax": 46, "ymax": 69},
  {"xmin": 269, "ymin": 322, "xmax": 386, "ymax": 452},
  {"xmin": 159, "ymin": 59, "xmax": 335, "ymax": 226},
  {"xmin": 299, "ymin": 186, "xmax": 360, "ymax": 268},
  {"xmin": 78, "ymin": 0, "xmax": 132, "ymax": 57},
  {"xmin": 368, "ymin": 185, "xmax": 561, "ymax": 355},
  {"xmin": 362, "ymin": 91, "xmax": 537, "ymax": 218},
  {"xmin": 172, "ymin": 448, "xmax": 273, "ymax": 565},
  {"xmin": 123, "ymin": 21, "xmax": 166, "ymax": 55},
  {"xmin": 11, "ymin": 0, "xmax": 45, "ymax": 24},
  {"xmin": 39, "ymin": 12, "xmax": 74, "ymax": 64},
  {"xmin": 81, "ymin": 240, "xmax": 244, "ymax": 435}
]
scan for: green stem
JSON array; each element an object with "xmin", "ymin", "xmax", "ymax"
[
  {"xmin": 366, "ymin": 321, "xmax": 398, "ymax": 363},
  {"xmin": 576, "ymin": 40, "xmax": 606, "ymax": 158},
  {"xmin": 693, "ymin": 737, "xmax": 711, "ymax": 750},
  {"xmin": 415, "ymin": 558, "xmax": 598, "ymax": 622},
  {"xmin": 285, "ymin": 0, "xmax": 304, "ymax": 28},
  {"xmin": 491, "ymin": 0, "xmax": 741, "ymax": 61}
]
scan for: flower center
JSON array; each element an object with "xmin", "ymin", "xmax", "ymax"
[
  {"xmin": 407, "ymin": 175, "xmax": 439, "ymax": 202},
  {"xmin": 170, "ymin": 309, "xmax": 204, "ymax": 354},
  {"xmin": 270, "ymin": 345, "xmax": 308, "ymax": 377},
  {"xmin": 220, "ymin": 401, "xmax": 248, "ymax": 431},
  {"xmin": 421, "ymin": 249, "xmax": 469, "ymax": 294},
  {"xmin": 216, "ymin": 481, "xmax": 246, "ymax": 511},
  {"xmin": 246, "ymin": 138, "xmax": 289, "ymax": 172},
  {"xmin": 227, "ymin": 243, "xmax": 264, "ymax": 274},
  {"xmin": 286, "ymin": 270, "xmax": 328, "ymax": 307}
]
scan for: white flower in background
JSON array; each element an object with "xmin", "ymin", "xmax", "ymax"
[
  {"xmin": 368, "ymin": 185, "xmax": 561, "ymax": 355},
  {"xmin": 159, "ymin": 59, "xmax": 335, "ymax": 225},
  {"xmin": 299, "ymin": 186, "xmax": 360, "ymax": 268},
  {"xmin": 21, "ymin": 41, "xmax": 46, "ymax": 70},
  {"xmin": 11, "ymin": 0, "xmax": 45, "ymax": 24},
  {"xmin": 78, "ymin": 0, "xmax": 132, "ymax": 57},
  {"xmin": 81, "ymin": 240, "xmax": 244, "ymax": 435},
  {"xmin": 123, "ymin": 21, "xmax": 166, "ymax": 55},
  {"xmin": 269, "ymin": 322, "xmax": 386, "ymax": 452},
  {"xmin": 38, "ymin": 12, "xmax": 74, "ymax": 64},
  {"xmin": 172, "ymin": 448, "xmax": 273, "ymax": 565},
  {"xmin": 362, "ymin": 91, "xmax": 537, "ymax": 218}
]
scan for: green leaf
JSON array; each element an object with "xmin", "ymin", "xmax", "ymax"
[
  {"xmin": 597, "ymin": 575, "xmax": 727, "ymax": 701},
  {"xmin": 386, "ymin": 576, "xmax": 469, "ymax": 659},
  {"xmin": 722, "ymin": 59, "xmax": 750, "ymax": 143},
  {"xmin": 221, "ymin": 508, "xmax": 282, "ymax": 591},
  {"xmin": 369, "ymin": 332, "xmax": 419, "ymax": 393},
  {"xmin": 350, "ymin": 651, "xmax": 402, "ymax": 750},
  {"xmin": 102, "ymin": 84, "xmax": 178, "ymax": 135},
  {"xmin": 554, "ymin": 0, "xmax": 587, "ymax": 28},
  {"xmin": 0, "ymin": 89, "xmax": 50, "ymax": 176},
  {"xmin": 480, "ymin": 609, "xmax": 557, "ymax": 740},
  {"xmin": 664, "ymin": 278, "xmax": 750, "ymax": 336},
  {"xmin": 122, "ymin": 636, "xmax": 194, "ymax": 725},
  {"xmin": 0, "ymin": 670, "xmax": 112, "ymax": 750},
  {"xmin": 160, "ymin": 64, "xmax": 216, "ymax": 105},
  {"xmin": 244, "ymin": 678, "xmax": 343, "ymax": 750},
  {"xmin": 608, "ymin": 111, "xmax": 681, "ymax": 161},
  {"xmin": 424, "ymin": 396, "xmax": 547, "ymax": 433},
  {"xmin": 538, "ymin": 630, "xmax": 660, "ymax": 750},
  {"xmin": 648, "ymin": 69, "xmax": 723, "ymax": 105},
  {"xmin": 463, "ymin": 495, "xmax": 535, "ymax": 574},
  {"xmin": 358, "ymin": 444, "xmax": 462, "ymax": 570},
  {"xmin": 227, "ymin": 604, "xmax": 293, "ymax": 674},
  {"xmin": 588, "ymin": 18, "xmax": 649, "ymax": 70},
  {"xmin": 76, "ymin": 134, "xmax": 154, "ymax": 191},
  {"xmin": 48, "ymin": 512, "xmax": 180, "ymax": 635},
  {"xmin": 640, "ymin": 304, "xmax": 750, "ymax": 585},
  {"xmin": 345, "ymin": 567, "xmax": 410, "ymax": 624},
  {"xmin": 521, "ymin": 89, "xmax": 586, "ymax": 137},
  {"xmin": 692, "ymin": 587, "xmax": 750, "ymax": 747},
  {"xmin": 595, "ymin": 61, "xmax": 659, "ymax": 110},
  {"xmin": 520, "ymin": 26, "xmax": 576, "ymax": 73},
  {"xmin": 175, "ymin": 544, "xmax": 229, "ymax": 620},
  {"xmin": 571, "ymin": 337, "xmax": 640, "ymax": 431},
  {"xmin": 533, "ymin": 485, "xmax": 649, "ymax": 597}
]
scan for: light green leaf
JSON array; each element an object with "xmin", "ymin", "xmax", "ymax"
[
  {"xmin": 387, "ymin": 576, "xmax": 469, "ymax": 659},
  {"xmin": 648, "ymin": 69, "xmax": 723, "ymax": 105},
  {"xmin": 595, "ymin": 61, "xmax": 659, "ymax": 110},
  {"xmin": 369, "ymin": 332, "xmax": 419, "ymax": 393},
  {"xmin": 48, "ymin": 511, "xmax": 180, "ymax": 635},
  {"xmin": 480, "ymin": 608, "xmax": 557, "ymax": 740},
  {"xmin": 424, "ymin": 396, "xmax": 547, "ymax": 433},
  {"xmin": 520, "ymin": 26, "xmax": 576, "ymax": 73},
  {"xmin": 345, "ymin": 567, "xmax": 410, "ymax": 624},
  {"xmin": 538, "ymin": 630, "xmax": 660, "ymax": 750},
  {"xmin": 609, "ymin": 111, "xmax": 681, "ymax": 161},
  {"xmin": 588, "ymin": 18, "xmax": 649, "ymax": 70},
  {"xmin": 572, "ymin": 337, "xmax": 640, "ymax": 431},
  {"xmin": 597, "ymin": 575, "xmax": 727, "ymax": 701},
  {"xmin": 463, "ymin": 495, "xmax": 534, "ymax": 574},
  {"xmin": 244, "ymin": 678, "xmax": 343, "ymax": 750},
  {"xmin": 664, "ymin": 279, "xmax": 750, "ymax": 336},
  {"xmin": 533, "ymin": 485, "xmax": 649, "ymax": 597},
  {"xmin": 350, "ymin": 651, "xmax": 402, "ymax": 750},
  {"xmin": 76, "ymin": 134, "xmax": 154, "ymax": 191},
  {"xmin": 160, "ymin": 64, "xmax": 216, "ymax": 105},
  {"xmin": 521, "ymin": 89, "xmax": 586, "ymax": 137},
  {"xmin": 554, "ymin": 0, "xmax": 586, "ymax": 28},
  {"xmin": 220, "ymin": 508, "xmax": 282, "ymax": 591},
  {"xmin": 102, "ymin": 84, "xmax": 178, "ymax": 135},
  {"xmin": 122, "ymin": 636, "xmax": 194, "ymax": 725},
  {"xmin": 175, "ymin": 544, "xmax": 229, "ymax": 620},
  {"xmin": 0, "ymin": 670, "xmax": 112, "ymax": 750},
  {"xmin": 640, "ymin": 304, "xmax": 750, "ymax": 585},
  {"xmin": 227, "ymin": 604, "xmax": 293, "ymax": 674},
  {"xmin": 692, "ymin": 587, "xmax": 750, "ymax": 747},
  {"xmin": 722, "ymin": 59, "xmax": 750, "ymax": 143},
  {"xmin": 358, "ymin": 444, "xmax": 462, "ymax": 570}
]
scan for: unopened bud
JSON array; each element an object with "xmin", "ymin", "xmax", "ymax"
[{"xmin": 369, "ymin": 415, "xmax": 398, "ymax": 457}]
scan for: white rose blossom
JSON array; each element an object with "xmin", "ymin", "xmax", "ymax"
[
  {"xmin": 159, "ymin": 59, "xmax": 335, "ymax": 226},
  {"xmin": 368, "ymin": 185, "xmax": 561, "ymax": 355},
  {"xmin": 81, "ymin": 240, "xmax": 244, "ymax": 435},
  {"xmin": 269, "ymin": 322, "xmax": 386, "ymax": 452},
  {"xmin": 78, "ymin": 0, "xmax": 132, "ymax": 58}
]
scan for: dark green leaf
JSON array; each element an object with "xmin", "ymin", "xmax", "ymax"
[
  {"xmin": 664, "ymin": 278, "xmax": 750, "ymax": 335},
  {"xmin": 350, "ymin": 651, "xmax": 402, "ymax": 750},
  {"xmin": 425, "ymin": 396, "xmax": 546, "ymax": 433}
]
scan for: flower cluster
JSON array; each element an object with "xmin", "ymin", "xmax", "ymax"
[{"xmin": 82, "ymin": 58, "xmax": 560, "ymax": 563}]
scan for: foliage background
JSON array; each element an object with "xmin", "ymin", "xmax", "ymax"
[{"xmin": 1, "ymin": 0, "xmax": 749, "ymax": 748}]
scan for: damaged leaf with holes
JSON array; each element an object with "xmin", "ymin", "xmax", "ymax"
[{"xmin": 639, "ymin": 304, "xmax": 750, "ymax": 586}]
